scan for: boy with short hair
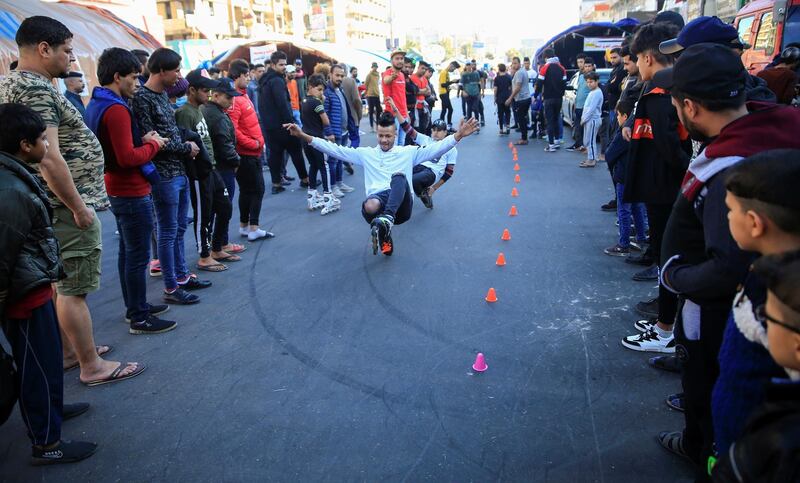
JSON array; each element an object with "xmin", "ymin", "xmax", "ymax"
[
  {"xmin": 603, "ymin": 100, "xmax": 648, "ymax": 257},
  {"xmin": 579, "ymin": 71, "xmax": 602, "ymax": 168},
  {"xmin": 301, "ymin": 74, "xmax": 339, "ymax": 215},
  {"xmin": 0, "ymin": 102, "xmax": 97, "ymax": 465}
]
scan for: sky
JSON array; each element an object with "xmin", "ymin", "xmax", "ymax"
[{"xmin": 392, "ymin": 0, "xmax": 583, "ymax": 50}]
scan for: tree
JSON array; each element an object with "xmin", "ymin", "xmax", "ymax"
[
  {"xmin": 435, "ymin": 37, "xmax": 456, "ymax": 59},
  {"xmin": 459, "ymin": 43, "xmax": 474, "ymax": 59},
  {"xmin": 402, "ymin": 39, "xmax": 420, "ymax": 53},
  {"xmin": 505, "ymin": 48, "xmax": 521, "ymax": 61}
]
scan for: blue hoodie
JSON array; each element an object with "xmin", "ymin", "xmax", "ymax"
[{"xmin": 85, "ymin": 87, "xmax": 159, "ymax": 183}]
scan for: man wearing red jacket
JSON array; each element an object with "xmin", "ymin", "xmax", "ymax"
[
  {"xmin": 85, "ymin": 47, "xmax": 177, "ymax": 335},
  {"xmin": 227, "ymin": 59, "xmax": 272, "ymax": 242}
]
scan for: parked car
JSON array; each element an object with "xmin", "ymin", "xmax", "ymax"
[
  {"xmin": 561, "ymin": 68, "xmax": 611, "ymax": 127},
  {"xmin": 735, "ymin": 0, "xmax": 800, "ymax": 75}
]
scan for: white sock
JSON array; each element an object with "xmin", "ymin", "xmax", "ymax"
[{"xmin": 655, "ymin": 325, "xmax": 673, "ymax": 339}]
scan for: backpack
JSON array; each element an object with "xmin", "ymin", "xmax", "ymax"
[{"xmin": 0, "ymin": 342, "xmax": 18, "ymax": 425}]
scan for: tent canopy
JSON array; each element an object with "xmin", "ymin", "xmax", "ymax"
[
  {"xmin": 535, "ymin": 19, "xmax": 640, "ymax": 69},
  {"xmin": 0, "ymin": 0, "xmax": 161, "ymax": 87}
]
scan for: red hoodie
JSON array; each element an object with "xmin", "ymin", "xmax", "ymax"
[
  {"xmin": 705, "ymin": 102, "xmax": 800, "ymax": 158},
  {"xmin": 228, "ymin": 87, "xmax": 264, "ymax": 157}
]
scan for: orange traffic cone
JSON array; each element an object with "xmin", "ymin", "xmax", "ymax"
[
  {"xmin": 511, "ymin": 187, "xmax": 519, "ymax": 197},
  {"xmin": 514, "ymin": 174, "xmax": 521, "ymax": 183},
  {"xmin": 508, "ymin": 142, "xmax": 513, "ymax": 148},
  {"xmin": 513, "ymin": 163, "xmax": 520, "ymax": 171},
  {"xmin": 501, "ymin": 228, "xmax": 511, "ymax": 240},
  {"xmin": 509, "ymin": 205, "xmax": 518, "ymax": 216},
  {"xmin": 495, "ymin": 253, "xmax": 506, "ymax": 266},
  {"xmin": 513, "ymin": 153, "xmax": 518, "ymax": 161},
  {"xmin": 485, "ymin": 288, "xmax": 498, "ymax": 303}
]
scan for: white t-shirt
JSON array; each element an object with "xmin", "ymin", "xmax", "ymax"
[
  {"xmin": 310, "ymin": 135, "xmax": 459, "ymax": 195},
  {"xmin": 415, "ymin": 132, "xmax": 458, "ymax": 182}
]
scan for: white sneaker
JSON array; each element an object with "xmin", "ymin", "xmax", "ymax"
[
  {"xmin": 338, "ymin": 182, "xmax": 355, "ymax": 193},
  {"xmin": 621, "ymin": 329, "xmax": 676, "ymax": 353},
  {"xmin": 239, "ymin": 227, "xmax": 249, "ymax": 237},
  {"xmin": 247, "ymin": 228, "xmax": 275, "ymax": 242},
  {"xmin": 332, "ymin": 186, "xmax": 345, "ymax": 198},
  {"xmin": 307, "ymin": 192, "xmax": 323, "ymax": 211},
  {"xmin": 555, "ymin": 139, "xmax": 563, "ymax": 145},
  {"xmin": 544, "ymin": 145, "xmax": 558, "ymax": 152},
  {"xmin": 634, "ymin": 318, "xmax": 657, "ymax": 333},
  {"xmin": 320, "ymin": 193, "xmax": 340, "ymax": 215}
]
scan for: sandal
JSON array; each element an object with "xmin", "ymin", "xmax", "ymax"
[
  {"xmin": 579, "ymin": 161, "xmax": 597, "ymax": 168},
  {"xmin": 81, "ymin": 362, "xmax": 146, "ymax": 387},
  {"xmin": 63, "ymin": 345, "xmax": 114, "ymax": 372},
  {"xmin": 223, "ymin": 243, "xmax": 247, "ymax": 254},
  {"xmin": 197, "ymin": 262, "xmax": 228, "ymax": 272},
  {"xmin": 212, "ymin": 253, "xmax": 242, "ymax": 262},
  {"xmin": 657, "ymin": 431, "xmax": 688, "ymax": 459}
]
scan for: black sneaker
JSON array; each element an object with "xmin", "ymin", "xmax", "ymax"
[
  {"xmin": 300, "ymin": 180, "xmax": 309, "ymax": 188},
  {"xmin": 130, "ymin": 315, "xmax": 178, "ymax": 335},
  {"xmin": 633, "ymin": 265, "xmax": 659, "ymax": 282},
  {"xmin": 635, "ymin": 298, "xmax": 659, "ymax": 318},
  {"xmin": 648, "ymin": 355, "xmax": 682, "ymax": 373},
  {"xmin": 178, "ymin": 275, "xmax": 212, "ymax": 291},
  {"xmin": 163, "ymin": 288, "xmax": 200, "ymax": 305},
  {"xmin": 419, "ymin": 190, "xmax": 433, "ymax": 209},
  {"xmin": 125, "ymin": 303, "xmax": 170, "ymax": 323},
  {"xmin": 272, "ymin": 186, "xmax": 286, "ymax": 194},
  {"xmin": 31, "ymin": 440, "xmax": 98, "ymax": 466},
  {"xmin": 63, "ymin": 402, "xmax": 90, "ymax": 421},
  {"xmin": 601, "ymin": 199, "xmax": 617, "ymax": 212},
  {"xmin": 283, "ymin": 175, "xmax": 295, "ymax": 181},
  {"xmin": 565, "ymin": 145, "xmax": 579, "ymax": 152},
  {"xmin": 625, "ymin": 253, "xmax": 654, "ymax": 266},
  {"xmin": 666, "ymin": 393, "xmax": 685, "ymax": 412},
  {"xmin": 657, "ymin": 431, "xmax": 688, "ymax": 459},
  {"xmin": 280, "ymin": 178, "xmax": 291, "ymax": 186}
]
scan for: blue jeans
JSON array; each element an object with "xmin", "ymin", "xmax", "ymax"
[
  {"xmin": 109, "ymin": 194, "xmax": 154, "ymax": 322},
  {"xmin": 616, "ymin": 182, "xmax": 648, "ymax": 247},
  {"xmin": 152, "ymin": 175, "xmax": 190, "ymax": 291},
  {"xmin": 292, "ymin": 109, "xmax": 302, "ymax": 127},
  {"xmin": 329, "ymin": 133, "xmax": 348, "ymax": 184},
  {"xmin": 218, "ymin": 168, "xmax": 237, "ymax": 202}
]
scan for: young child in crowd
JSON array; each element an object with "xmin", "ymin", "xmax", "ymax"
[
  {"xmin": 579, "ymin": 71, "xmax": 602, "ymax": 168},
  {"xmin": 603, "ymin": 99, "xmax": 648, "ymax": 257},
  {"xmin": 301, "ymin": 74, "xmax": 339, "ymax": 215},
  {"xmin": 709, "ymin": 149, "xmax": 800, "ymax": 476}
]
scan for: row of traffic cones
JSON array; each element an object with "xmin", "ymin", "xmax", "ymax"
[{"xmin": 472, "ymin": 143, "xmax": 522, "ymax": 372}]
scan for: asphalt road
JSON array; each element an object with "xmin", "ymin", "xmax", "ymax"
[{"xmin": 0, "ymin": 99, "xmax": 694, "ymax": 482}]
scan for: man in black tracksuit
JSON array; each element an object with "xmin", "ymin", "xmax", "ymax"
[
  {"xmin": 535, "ymin": 48, "xmax": 567, "ymax": 151},
  {"xmin": 259, "ymin": 51, "xmax": 306, "ymax": 194},
  {"xmin": 651, "ymin": 44, "xmax": 800, "ymax": 479}
]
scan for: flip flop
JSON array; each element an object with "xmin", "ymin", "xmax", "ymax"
[
  {"xmin": 82, "ymin": 362, "xmax": 146, "ymax": 387},
  {"xmin": 63, "ymin": 345, "xmax": 114, "ymax": 372},
  {"xmin": 224, "ymin": 244, "xmax": 247, "ymax": 254},
  {"xmin": 212, "ymin": 253, "xmax": 242, "ymax": 262},
  {"xmin": 197, "ymin": 263, "xmax": 228, "ymax": 272}
]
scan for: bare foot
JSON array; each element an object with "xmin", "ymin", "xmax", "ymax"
[
  {"xmin": 79, "ymin": 359, "xmax": 137, "ymax": 383},
  {"xmin": 63, "ymin": 345, "xmax": 111, "ymax": 370}
]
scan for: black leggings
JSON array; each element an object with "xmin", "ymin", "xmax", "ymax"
[
  {"xmin": 367, "ymin": 96, "xmax": 382, "ymax": 127},
  {"xmin": 361, "ymin": 173, "xmax": 413, "ymax": 225},
  {"xmin": 514, "ymin": 98, "xmax": 532, "ymax": 141},
  {"xmin": 236, "ymin": 155, "xmax": 265, "ymax": 226},
  {"xmin": 304, "ymin": 143, "xmax": 330, "ymax": 192},
  {"xmin": 649, "ymin": 202, "xmax": 678, "ymax": 327},
  {"xmin": 439, "ymin": 95, "xmax": 453, "ymax": 124},
  {"xmin": 266, "ymin": 128, "xmax": 307, "ymax": 185}
]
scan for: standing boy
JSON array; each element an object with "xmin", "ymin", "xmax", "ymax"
[{"xmin": 579, "ymin": 71, "xmax": 603, "ymax": 168}]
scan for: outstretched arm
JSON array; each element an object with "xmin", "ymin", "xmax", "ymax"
[{"xmin": 284, "ymin": 123, "xmax": 363, "ymax": 165}]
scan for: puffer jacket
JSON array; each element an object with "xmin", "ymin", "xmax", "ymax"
[
  {"xmin": 228, "ymin": 87, "xmax": 264, "ymax": 157},
  {"xmin": 0, "ymin": 152, "xmax": 64, "ymax": 318}
]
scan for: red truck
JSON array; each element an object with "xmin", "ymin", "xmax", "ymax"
[{"xmin": 734, "ymin": 0, "xmax": 800, "ymax": 74}]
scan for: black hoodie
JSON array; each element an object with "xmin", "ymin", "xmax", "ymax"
[{"xmin": 258, "ymin": 68, "xmax": 294, "ymax": 131}]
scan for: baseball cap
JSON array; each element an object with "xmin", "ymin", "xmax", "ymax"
[
  {"xmin": 654, "ymin": 10, "xmax": 685, "ymax": 30},
  {"xmin": 286, "ymin": 65, "xmax": 296, "ymax": 74},
  {"xmin": 185, "ymin": 68, "xmax": 219, "ymax": 89},
  {"xmin": 652, "ymin": 43, "xmax": 747, "ymax": 100},
  {"xmin": 431, "ymin": 119, "xmax": 447, "ymax": 131},
  {"xmin": 390, "ymin": 48, "xmax": 406, "ymax": 59},
  {"xmin": 66, "ymin": 71, "xmax": 83, "ymax": 78},
  {"xmin": 295, "ymin": 58, "xmax": 302, "ymax": 64},
  {"xmin": 371, "ymin": 62, "xmax": 378, "ymax": 68},
  {"xmin": 214, "ymin": 77, "xmax": 242, "ymax": 97},
  {"xmin": 660, "ymin": 16, "xmax": 748, "ymax": 55}
]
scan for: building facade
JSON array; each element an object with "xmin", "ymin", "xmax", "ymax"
[
  {"xmin": 304, "ymin": 0, "xmax": 390, "ymax": 50},
  {"xmin": 157, "ymin": 0, "xmax": 295, "ymax": 41}
]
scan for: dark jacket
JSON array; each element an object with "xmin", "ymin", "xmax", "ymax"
[
  {"xmin": 606, "ymin": 127, "xmax": 629, "ymax": 184},
  {"xmin": 712, "ymin": 379, "xmax": 800, "ymax": 483},
  {"xmin": 0, "ymin": 152, "xmax": 64, "ymax": 317},
  {"xmin": 535, "ymin": 60, "xmax": 567, "ymax": 101},
  {"xmin": 177, "ymin": 127, "xmax": 213, "ymax": 181},
  {"xmin": 745, "ymin": 72, "xmax": 777, "ymax": 103},
  {"xmin": 201, "ymin": 102, "xmax": 240, "ymax": 170},
  {"xmin": 606, "ymin": 63, "xmax": 626, "ymax": 111},
  {"xmin": 258, "ymin": 68, "xmax": 294, "ymax": 131},
  {"xmin": 622, "ymin": 83, "xmax": 692, "ymax": 205},
  {"xmin": 131, "ymin": 85, "xmax": 192, "ymax": 179}
]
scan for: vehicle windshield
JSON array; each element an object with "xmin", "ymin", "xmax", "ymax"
[{"xmin": 783, "ymin": 6, "xmax": 800, "ymax": 49}]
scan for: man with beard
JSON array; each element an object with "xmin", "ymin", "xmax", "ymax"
[
  {"xmin": 323, "ymin": 64, "xmax": 357, "ymax": 198},
  {"xmin": 650, "ymin": 43, "xmax": 800, "ymax": 478}
]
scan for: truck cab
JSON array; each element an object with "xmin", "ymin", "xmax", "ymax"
[{"xmin": 735, "ymin": 0, "xmax": 800, "ymax": 74}]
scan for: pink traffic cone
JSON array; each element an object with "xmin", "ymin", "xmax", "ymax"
[{"xmin": 472, "ymin": 353, "xmax": 488, "ymax": 372}]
